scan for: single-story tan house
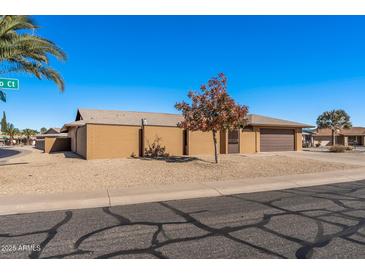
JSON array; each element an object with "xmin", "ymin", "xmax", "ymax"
[
  {"xmin": 313, "ymin": 127, "xmax": 365, "ymax": 146},
  {"xmin": 56, "ymin": 108, "xmax": 312, "ymax": 160},
  {"xmin": 35, "ymin": 127, "xmax": 70, "ymax": 152}
]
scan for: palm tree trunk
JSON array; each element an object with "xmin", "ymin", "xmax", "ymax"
[{"xmin": 212, "ymin": 130, "xmax": 218, "ymax": 164}]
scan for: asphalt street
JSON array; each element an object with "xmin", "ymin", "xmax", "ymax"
[{"xmin": 0, "ymin": 180, "xmax": 364, "ymax": 259}]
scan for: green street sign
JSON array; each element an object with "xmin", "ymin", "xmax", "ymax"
[{"xmin": 0, "ymin": 78, "xmax": 19, "ymax": 90}]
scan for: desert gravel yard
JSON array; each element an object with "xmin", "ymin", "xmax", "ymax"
[{"xmin": 0, "ymin": 148, "xmax": 360, "ymax": 195}]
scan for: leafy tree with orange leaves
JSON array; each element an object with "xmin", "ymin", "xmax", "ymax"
[{"xmin": 175, "ymin": 73, "xmax": 248, "ymax": 163}]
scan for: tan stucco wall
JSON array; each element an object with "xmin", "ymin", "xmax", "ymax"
[
  {"xmin": 44, "ymin": 137, "xmax": 71, "ymax": 153},
  {"xmin": 68, "ymin": 126, "xmax": 87, "ymax": 158},
  {"xmin": 295, "ymin": 128, "xmax": 302, "ymax": 151},
  {"xmin": 76, "ymin": 126, "xmax": 87, "ymax": 158},
  {"xmin": 86, "ymin": 124, "xmax": 140, "ymax": 160},
  {"xmin": 143, "ymin": 126, "xmax": 183, "ymax": 156},
  {"xmin": 66, "ymin": 121, "xmax": 306, "ymax": 160},
  {"xmin": 68, "ymin": 127, "xmax": 77, "ymax": 152},
  {"xmin": 188, "ymin": 130, "xmax": 220, "ymax": 155},
  {"xmin": 219, "ymin": 130, "xmax": 228, "ymax": 154},
  {"xmin": 254, "ymin": 127, "xmax": 260, "ymax": 152},
  {"xmin": 240, "ymin": 128, "xmax": 256, "ymax": 153}
]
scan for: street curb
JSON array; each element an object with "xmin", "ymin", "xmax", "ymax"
[
  {"xmin": 0, "ymin": 190, "xmax": 110, "ymax": 216},
  {"xmin": 1, "ymin": 168, "xmax": 365, "ymax": 216}
]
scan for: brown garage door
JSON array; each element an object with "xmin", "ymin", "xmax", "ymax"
[{"xmin": 260, "ymin": 128, "xmax": 295, "ymax": 152}]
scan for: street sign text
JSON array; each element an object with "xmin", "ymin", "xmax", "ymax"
[{"xmin": 0, "ymin": 78, "xmax": 19, "ymax": 90}]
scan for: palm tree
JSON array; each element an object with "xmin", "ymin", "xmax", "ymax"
[
  {"xmin": 0, "ymin": 15, "xmax": 67, "ymax": 102},
  {"xmin": 5, "ymin": 123, "xmax": 19, "ymax": 145},
  {"xmin": 1, "ymin": 111, "xmax": 6, "ymax": 132},
  {"xmin": 22, "ymin": 128, "xmax": 37, "ymax": 145},
  {"xmin": 316, "ymin": 109, "xmax": 352, "ymax": 146}
]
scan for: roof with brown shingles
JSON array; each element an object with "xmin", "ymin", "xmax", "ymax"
[
  {"xmin": 36, "ymin": 133, "xmax": 68, "ymax": 138},
  {"xmin": 77, "ymin": 108, "xmax": 183, "ymax": 127},
  {"xmin": 246, "ymin": 114, "xmax": 313, "ymax": 128},
  {"xmin": 61, "ymin": 108, "xmax": 313, "ymax": 131}
]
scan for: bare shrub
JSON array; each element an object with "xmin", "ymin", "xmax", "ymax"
[
  {"xmin": 329, "ymin": 145, "xmax": 347, "ymax": 153},
  {"xmin": 144, "ymin": 137, "xmax": 169, "ymax": 158}
]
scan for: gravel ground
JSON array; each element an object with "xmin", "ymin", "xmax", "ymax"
[{"xmin": 0, "ymin": 148, "xmax": 359, "ymax": 195}]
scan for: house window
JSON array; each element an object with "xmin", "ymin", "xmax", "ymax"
[{"xmin": 348, "ymin": 136, "xmax": 359, "ymax": 145}]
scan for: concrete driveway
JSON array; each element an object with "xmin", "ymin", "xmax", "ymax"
[{"xmin": 271, "ymin": 151, "xmax": 365, "ymax": 167}]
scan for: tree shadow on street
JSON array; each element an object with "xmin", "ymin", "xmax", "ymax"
[{"xmin": 0, "ymin": 148, "xmax": 21, "ymax": 159}]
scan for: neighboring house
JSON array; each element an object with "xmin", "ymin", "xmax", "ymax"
[
  {"xmin": 302, "ymin": 129, "xmax": 315, "ymax": 147},
  {"xmin": 35, "ymin": 127, "xmax": 69, "ymax": 152},
  {"xmin": 313, "ymin": 127, "xmax": 365, "ymax": 146},
  {"xmin": 0, "ymin": 132, "xmax": 5, "ymax": 146},
  {"xmin": 58, "ymin": 108, "xmax": 312, "ymax": 160}
]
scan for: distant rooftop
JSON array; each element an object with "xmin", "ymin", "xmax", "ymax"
[
  {"xmin": 44, "ymin": 127, "xmax": 61, "ymax": 134},
  {"xmin": 315, "ymin": 127, "xmax": 365, "ymax": 136}
]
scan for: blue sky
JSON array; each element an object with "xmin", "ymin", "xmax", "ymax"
[{"xmin": 2, "ymin": 16, "xmax": 365, "ymax": 130}]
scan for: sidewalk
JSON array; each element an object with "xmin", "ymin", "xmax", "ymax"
[{"xmin": 1, "ymin": 167, "xmax": 365, "ymax": 216}]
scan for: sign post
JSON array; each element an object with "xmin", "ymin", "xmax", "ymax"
[{"xmin": 0, "ymin": 78, "xmax": 19, "ymax": 90}]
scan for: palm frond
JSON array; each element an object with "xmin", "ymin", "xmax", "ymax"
[
  {"xmin": 0, "ymin": 15, "xmax": 37, "ymax": 37},
  {"xmin": 0, "ymin": 16, "xmax": 36, "ymax": 31},
  {"xmin": 38, "ymin": 66, "xmax": 65, "ymax": 91},
  {"xmin": 0, "ymin": 15, "xmax": 66, "ymax": 92},
  {"xmin": 0, "ymin": 90, "xmax": 6, "ymax": 102},
  {"xmin": 0, "ymin": 34, "xmax": 66, "ymax": 61},
  {"xmin": 6, "ymin": 59, "xmax": 64, "ymax": 91}
]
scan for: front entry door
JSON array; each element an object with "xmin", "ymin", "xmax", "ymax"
[{"xmin": 228, "ymin": 130, "xmax": 239, "ymax": 153}]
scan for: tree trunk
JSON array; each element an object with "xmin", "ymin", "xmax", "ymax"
[
  {"xmin": 212, "ymin": 130, "xmax": 218, "ymax": 164},
  {"xmin": 332, "ymin": 129, "xmax": 336, "ymax": 146}
]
